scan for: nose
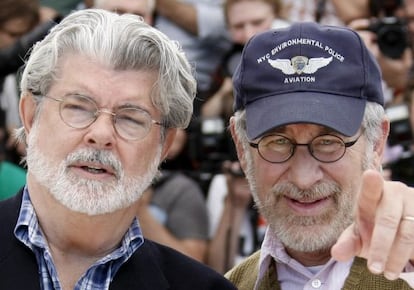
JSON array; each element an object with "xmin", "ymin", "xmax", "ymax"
[
  {"xmin": 241, "ymin": 25, "xmax": 258, "ymax": 44},
  {"xmin": 83, "ymin": 111, "xmax": 117, "ymax": 149},
  {"xmin": 287, "ymin": 146, "xmax": 323, "ymax": 190}
]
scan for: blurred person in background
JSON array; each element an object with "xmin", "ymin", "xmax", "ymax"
[
  {"xmin": 201, "ymin": 0, "xmax": 289, "ymax": 119},
  {"xmin": 0, "ymin": 0, "xmax": 41, "ymax": 199},
  {"xmin": 0, "ymin": 0, "xmax": 40, "ymax": 49},
  {"xmin": 206, "ymin": 160, "xmax": 267, "ymax": 273},
  {"xmin": 348, "ymin": 0, "xmax": 412, "ymax": 105},
  {"xmin": 94, "ymin": 0, "xmax": 154, "ymax": 25},
  {"xmin": 0, "ymin": 2, "xmax": 62, "ymax": 78},
  {"xmin": 347, "ymin": 0, "xmax": 414, "ymax": 182}
]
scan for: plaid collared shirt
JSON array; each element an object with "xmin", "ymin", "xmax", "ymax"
[{"xmin": 14, "ymin": 187, "xmax": 144, "ymax": 290}]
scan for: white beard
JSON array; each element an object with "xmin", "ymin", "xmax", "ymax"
[{"xmin": 26, "ymin": 122, "xmax": 162, "ymax": 215}]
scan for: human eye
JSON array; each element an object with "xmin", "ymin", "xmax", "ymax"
[
  {"xmin": 60, "ymin": 95, "xmax": 96, "ymax": 125},
  {"xmin": 62, "ymin": 95, "xmax": 95, "ymax": 113},
  {"xmin": 261, "ymin": 135, "xmax": 291, "ymax": 152},
  {"xmin": 312, "ymin": 135, "xmax": 343, "ymax": 153},
  {"xmin": 116, "ymin": 108, "xmax": 149, "ymax": 129}
]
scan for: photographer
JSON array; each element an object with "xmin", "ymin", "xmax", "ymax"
[
  {"xmin": 348, "ymin": 0, "xmax": 412, "ymax": 104},
  {"xmin": 206, "ymin": 161, "xmax": 265, "ymax": 274}
]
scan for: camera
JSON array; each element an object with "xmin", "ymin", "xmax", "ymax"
[
  {"xmin": 368, "ymin": 17, "xmax": 408, "ymax": 59},
  {"xmin": 385, "ymin": 103, "xmax": 413, "ymax": 147},
  {"xmin": 368, "ymin": 0, "xmax": 408, "ymax": 59},
  {"xmin": 385, "ymin": 104, "xmax": 414, "ymax": 186},
  {"xmin": 187, "ymin": 117, "xmax": 237, "ymax": 192}
]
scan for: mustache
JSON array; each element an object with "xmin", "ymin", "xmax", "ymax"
[
  {"xmin": 65, "ymin": 148, "xmax": 123, "ymax": 178},
  {"xmin": 271, "ymin": 181, "xmax": 341, "ymax": 201}
]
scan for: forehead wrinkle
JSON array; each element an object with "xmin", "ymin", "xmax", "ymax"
[{"xmin": 272, "ymin": 124, "xmax": 337, "ymax": 137}]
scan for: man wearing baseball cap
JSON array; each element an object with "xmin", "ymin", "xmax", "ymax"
[{"xmin": 226, "ymin": 22, "xmax": 414, "ymax": 289}]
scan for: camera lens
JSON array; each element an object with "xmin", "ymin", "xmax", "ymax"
[{"xmin": 377, "ymin": 23, "xmax": 407, "ymax": 59}]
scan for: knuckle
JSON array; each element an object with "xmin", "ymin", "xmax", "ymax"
[
  {"xmin": 398, "ymin": 227, "xmax": 414, "ymax": 244},
  {"xmin": 376, "ymin": 213, "xmax": 400, "ymax": 230}
]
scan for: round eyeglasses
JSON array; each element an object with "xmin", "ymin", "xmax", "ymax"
[
  {"xmin": 41, "ymin": 94, "xmax": 163, "ymax": 141},
  {"xmin": 249, "ymin": 133, "xmax": 361, "ymax": 163}
]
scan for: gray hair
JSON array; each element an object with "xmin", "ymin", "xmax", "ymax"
[
  {"xmin": 232, "ymin": 101, "xmax": 386, "ymax": 155},
  {"xmin": 17, "ymin": 8, "xmax": 196, "ymax": 142}
]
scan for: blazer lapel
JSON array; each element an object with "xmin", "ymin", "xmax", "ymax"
[
  {"xmin": 0, "ymin": 190, "xmax": 41, "ymax": 290},
  {"xmin": 110, "ymin": 240, "xmax": 169, "ymax": 290}
]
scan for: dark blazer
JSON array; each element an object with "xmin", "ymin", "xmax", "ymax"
[{"xmin": 0, "ymin": 190, "xmax": 237, "ymax": 290}]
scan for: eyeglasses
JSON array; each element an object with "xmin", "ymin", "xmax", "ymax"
[
  {"xmin": 249, "ymin": 133, "xmax": 361, "ymax": 163},
  {"xmin": 41, "ymin": 94, "xmax": 163, "ymax": 141}
]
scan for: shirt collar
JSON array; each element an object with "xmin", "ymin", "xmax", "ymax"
[
  {"xmin": 15, "ymin": 186, "xmax": 144, "ymax": 253},
  {"xmin": 256, "ymin": 226, "xmax": 353, "ymax": 289},
  {"xmin": 14, "ymin": 186, "xmax": 145, "ymax": 286}
]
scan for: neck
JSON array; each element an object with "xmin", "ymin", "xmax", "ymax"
[
  {"xmin": 285, "ymin": 247, "xmax": 332, "ymax": 267},
  {"xmin": 27, "ymin": 176, "xmax": 137, "ymax": 257}
]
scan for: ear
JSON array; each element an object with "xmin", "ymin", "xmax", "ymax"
[
  {"xmin": 373, "ymin": 119, "xmax": 390, "ymax": 169},
  {"xmin": 229, "ymin": 116, "xmax": 248, "ymax": 172},
  {"xmin": 160, "ymin": 128, "xmax": 177, "ymax": 161},
  {"xmin": 19, "ymin": 92, "xmax": 37, "ymax": 143}
]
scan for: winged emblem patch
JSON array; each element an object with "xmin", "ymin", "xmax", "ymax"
[{"xmin": 268, "ymin": 56, "xmax": 333, "ymax": 75}]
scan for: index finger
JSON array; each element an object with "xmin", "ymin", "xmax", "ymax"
[
  {"xmin": 331, "ymin": 170, "xmax": 384, "ymax": 261},
  {"xmin": 347, "ymin": 18, "xmax": 371, "ymax": 30},
  {"xmin": 354, "ymin": 169, "xmax": 385, "ymax": 260},
  {"xmin": 358, "ymin": 170, "xmax": 384, "ymax": 217},
  {"xmin": 356, "ymin": 170, "xmax": 383, "ymax": 235}
]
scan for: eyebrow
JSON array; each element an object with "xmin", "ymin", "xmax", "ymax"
[
  {"xmin": 63, "ymin": 92, "xmax": 152, "ymax": 112},
  {"xmin": 273, "ymin": 126, "xmax": 341, "ymax": 136}
]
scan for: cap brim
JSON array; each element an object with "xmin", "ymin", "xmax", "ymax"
[{"xmin": 245, "ymin": 92, "xmax": 366, "ymax": 140}]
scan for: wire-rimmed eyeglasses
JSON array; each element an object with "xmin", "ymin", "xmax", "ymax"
[
  {"xmin": 249, "ymin": 133, "xmax": 362, "ymax": 163},
  {"xmin": 40, "ymin": 94, "xmax": 163, "ymax": 141}
]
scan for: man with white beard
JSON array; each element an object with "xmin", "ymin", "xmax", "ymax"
[
  {"xmin": 0, "ymin": 8, "xmax": 237, "ymax": 290},
  {"xmin": 226, "ymin": 22, "xmax": 414, "ymax": 289}
]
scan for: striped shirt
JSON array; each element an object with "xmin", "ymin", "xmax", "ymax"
[{"xmin": 14, "ymin": 187, "xmax": 144, "ymax": 290}]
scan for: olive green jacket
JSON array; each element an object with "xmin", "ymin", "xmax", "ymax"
[{"xmin": 225, "ymin": 251, "xmax": 413, "ymax": 290}]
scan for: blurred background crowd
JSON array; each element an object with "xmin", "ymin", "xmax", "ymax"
[{"xmin": 1, "ymin": 0, "xmax": 414, "ymax": 274}]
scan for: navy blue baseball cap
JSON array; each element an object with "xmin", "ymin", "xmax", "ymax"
[{"xmin": 233, "ymin": 22, "xmax": 384, "ymax": 140}]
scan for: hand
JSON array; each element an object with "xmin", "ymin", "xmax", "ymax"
[
  {"xmin": 331, "ymin": 169, "xmax": 414, "ymax": 280},
  {"xmin": 223, "ymin": 161, "xmax": 252, "ymax": 209},
  {"xmin": 348, "ymin": 18, "xmax": 412, "ymax": 90},
  {"xmin": 348, "ymin": 19, "xmax": 379, "ymax": 58}
]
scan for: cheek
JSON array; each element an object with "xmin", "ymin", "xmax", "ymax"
[
  {"xmin": 35, "ymin": 123, "xmax": 73, "ymax": 163},
  {"xmin": 249, "ymin": 156, "xmax": 284, "ymax": 194},
  {"xmin": 327, "ymin": 153, "xmax": 366, "ymax": 193},
  {"xmin": 30, "ymin": 106, "xmax": 80, "ymax": 162},
  {"xmin": 120, "ymin": 135, "xmax": 162, "ymax": 176}
]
